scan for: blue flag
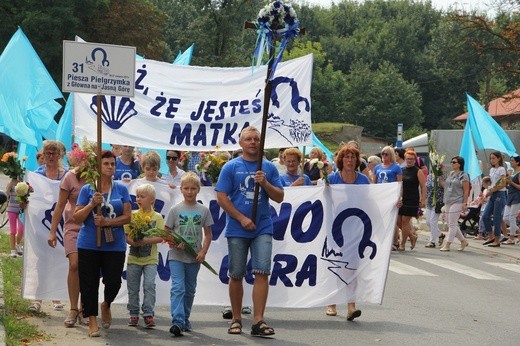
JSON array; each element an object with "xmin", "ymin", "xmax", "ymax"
[
  {"xmin": 0, "ymin": 27, "xmax": 63, "ymax": 147},
  {"xmin": 173, "ymin": 44, "xmax": 194, "ymax": 65},
  {"xmin": 57, "ymin": 96, "xmax": 74, "ymax": 151},
  {"xmin": 466, "ymin": 93, "xmax": 517, "ymax": 156},
  {"xmin": 459, "ymin": 124, "xmax": 481, "ymax": 181}
]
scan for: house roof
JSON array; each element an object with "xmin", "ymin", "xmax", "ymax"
[{"xmin": 453, "ymin": 89, "xmax": 520, "ymax": 121}]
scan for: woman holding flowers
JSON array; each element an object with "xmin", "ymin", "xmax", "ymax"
[
  {"xmin": 325, "ymin": 146, "xmax": 370, "ymax": 321},
  {"xmin": 48, "ymin": 146, "xmax": 90, "ymax": 327},
  {"xmin": 74, "ymin": 150, "xmax": 131, "ymax": 337},
  {"xmin": 304, "ymin": 147, "xmax": 326, "ymax": 185},
  {"xmin": 1, "ymin": 151, "xmax": 25, "ymax": 258},
  {"xmin": 481, "ymin": 151, "xmax": 507, "ymax": 247}
]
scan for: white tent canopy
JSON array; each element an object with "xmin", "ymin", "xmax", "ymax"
[{"xmin": 403, "ymin": 133, "xmax": 428, "ymax": 153}]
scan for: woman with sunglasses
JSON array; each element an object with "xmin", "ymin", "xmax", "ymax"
[
  {"xmin": 481, "ymin": 151, "xmax": 507, "ymax": 247},
  {"xmin": 373, "ymin": 146, "xmax": 403, "ymax": 250},
  {"xmin": 163, "ymin": 150, "xmax": 186, "ymax": 188},
  {"xmin": 439, "ymin": 156, "xmax": 470, "ymax": 251}
]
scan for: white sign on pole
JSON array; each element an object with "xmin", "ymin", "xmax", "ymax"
[{"xmin": 62, "ymin": 41, "xmax": 136, "ymax": 97}]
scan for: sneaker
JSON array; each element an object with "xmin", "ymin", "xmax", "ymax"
[
  {"xmin": 28, "ymin": 302, "xmax": 41, "ymax": 312},
  {"xmin": 144, "ymin": 316, "xmax": 155, "ymax": 329},
  {"xmin": 128, "ymin": 316, "xmax": 138, "ymax": 327},
  {"xmin": 183, "ymin": 320, "xmax": 192, "ymax": 332},
  {"xmin": 169, "ymin": 323, "xmax": 183, "ymax": 337},
  {"xmin": 9, "ymin": 251, "xmax": 17, "ymax": 258},
  {"xmin": 241, "ymin": 306, "xmax": 252, "ymax": 314},
  {"xmin": 15, "ymin": 244, "xmax": 23, "ymax": 256}
]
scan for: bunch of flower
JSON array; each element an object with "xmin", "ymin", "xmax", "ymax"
[
  {"xmin": 0, "ymin": 152, "xmax": 26, "ymax": 180},
  {"xmin": 14, "ymin": 181, "xmax": 32, "ymax": 204},
  {"xmin": 257, "ymin": 1, "xmax": 298, "ymax": 32},
  {"xmin": 309, "ymin": 158, "xmax": 330, "ymax": 185},
  {"xmin": 141, "ymin": 226, "xmax": 218, "ymax": 275},
  {"xmin": 195, "ymin": 151, "xmax": 230, "ymax": 184},
  {"xmin": 78, "ymin": 137, "xmax": 99, "ymax": 190},
  {"xmin": 126, "ymin": 212, "xmax": 157, "ymax": 241},
  {"xmin": 179, "ymin": 151, "xmax": 192, "ymax": 172},
  {"xmin": 429, "ymin": 141, "xmax": 446, "ymax": 205}
]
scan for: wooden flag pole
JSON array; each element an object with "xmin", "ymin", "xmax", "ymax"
[{"xmin": 96, "ymin": 93, "xmax": 103, "ymax": 247}]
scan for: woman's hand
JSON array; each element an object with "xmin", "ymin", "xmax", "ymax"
[
  {"xmin": 48, "ymin": 232, "xmax": 57, "ymax": 248},
  {"xmin": 90, "ymin": 192, "xmax": 104, "ymax": 207}
]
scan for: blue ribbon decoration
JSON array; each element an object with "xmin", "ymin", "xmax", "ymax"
[{"xmin": 268, "ymin": 21, "xmax": 300, "ymax": 81}]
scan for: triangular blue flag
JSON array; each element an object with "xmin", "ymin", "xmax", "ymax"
[
  {"xmin": 466, "ymin": 93, "xmax": 517, "ymax": 156},
  {"xmin": 57, "ymin": 96, "xmax": 74, "ymax": 151},
  {"xmin": 173, "ymin": 44, "xmax": 194, "ymax": 65},
  {"xmin": 0, "ymin": 27, "xmax": 63, "ymax": 146},
  {"xmin": 459, "ymin": 124, "xmax": 482, "ymax": 181}
]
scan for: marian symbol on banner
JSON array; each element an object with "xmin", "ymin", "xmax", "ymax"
[{"xmin": 321, "ymin": 208, "xmax": 377, "ymax": 286}]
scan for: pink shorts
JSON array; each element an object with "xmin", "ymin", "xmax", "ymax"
[{"xmin": 63, "ymin": 229, "xmax": 79, "ymax": 257}]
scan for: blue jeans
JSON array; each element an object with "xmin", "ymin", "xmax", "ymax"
[
  {"xmin": 169, "ymin": 260, "xmax": 200, "ymax": 327},
  {"xmin": 482, "ymin": 191, "xmax": 506, "ymax": 237},
  {"xmin": 126, "ymin": 263, "xmax": 157, "ymax": 317},
  {"xmin": 227, "ymin": 234, "xmax": 272, "ymax": 278}
]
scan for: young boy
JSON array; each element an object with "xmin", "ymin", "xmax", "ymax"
[
  {"xmin": 124, "ymin": 184, "xmax": 164, "ymax": 328},
  {"xmin": 165, "ymin": 172, "xmax": 213, "ymax": 336},
  {"xmin": 138, "ymin": 150, "xmax": 163, "ymax": 183}
]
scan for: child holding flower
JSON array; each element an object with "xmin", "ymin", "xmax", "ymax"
[
  {"xmin": 124, "ymin": 183, "xmax": 164, "ymax": 328},
  {"xmin": 165, "ymin": 172, "xmax": 213, "ymax": 336},
  {"xmin": 5, "ymin": 177, "xmax": 24, "ymax": 258}
]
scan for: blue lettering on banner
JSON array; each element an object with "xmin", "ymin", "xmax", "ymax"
[
  {"xmin": 135, "ymin": 64, "xmax": 148, "ymax": 95},
  {"xmin": 169, "ymin": 122, "xmax": 250, "ymax": 146},
  {"xmin": 190, "ymin": 99, "xmax": 262, "ymax": 121}
]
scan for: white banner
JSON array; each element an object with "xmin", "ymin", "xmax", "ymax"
[
  {"xmin": 23, "ymin": 171, "xmax": 400, "ymax": 307},
  {"xmin": 73, "ymin": 54, "xmax": 314, "ymax": 151}
]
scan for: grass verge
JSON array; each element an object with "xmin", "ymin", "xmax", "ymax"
[{"xmin": 0, "ymin": 232, "xmax": 48, "ymax": 346}]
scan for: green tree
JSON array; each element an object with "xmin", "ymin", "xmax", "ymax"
[
  {"xmin": 284, "ymin": 40, "xmax": 349, "ymax": 123},
  {"xmin": 344, "ymin": 60, "xmax": 423, "ymax": 141}
]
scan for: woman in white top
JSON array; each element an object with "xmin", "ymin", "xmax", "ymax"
[{"xmin": 482, "ymin": 151, "xmax": 507, "ymax": 247}]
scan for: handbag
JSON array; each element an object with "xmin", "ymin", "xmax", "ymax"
[{"xmin": 435, "ymin": 201, "xmax": 445, "ymax": 214}]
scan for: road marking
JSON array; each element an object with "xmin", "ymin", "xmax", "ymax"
[
  {"xmin": 389, "ymin": 260, "xmax": 437, "ymax": 276},
  {"xmin": 417, "ymin": 258, "xmax": 507, "ymax": 281},
  {"xmin": 485, "ymin": 262, "xmax": 520, "ymax": 274}
]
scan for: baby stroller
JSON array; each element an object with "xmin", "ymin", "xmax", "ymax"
[{"xmin": 459, "ymin": 205, "xmax": 481, "ymax": 236}]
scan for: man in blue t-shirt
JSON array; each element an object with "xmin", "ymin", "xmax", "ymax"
[{"xmin": 215, "ymin": 126, "xmax": 284, "ymax": 337}]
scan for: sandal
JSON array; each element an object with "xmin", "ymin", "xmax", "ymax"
[
  {"xmin": 326, "ymin": 305, "xmax": 337, "ymax": 316},
  {"xmin": 438, "ymin": 233, "xmax": 445, "ymax": 247},
  {"xmin": 251, "ymin": 320, "xmax": 275, "ymax": 337},
  {"xmin": 227, "ymin": 319, "xmax": 242, "ymax": 334},
  {"xmin": 88, "ymin": 328, "xmax": 100, "ymax": 337},
  {"xmin": 28, "ymin": 301, "xmax": 41, "ymax": 313},
  {"xmin": 410, "ymin": 234, "xmax": 417, "ymax": 250},
  {"xmin": 64, "ymin": 308, "xmax": 79, "ymax": 328},
  {"xmin": 101, "ymin": 302, "xmax": 112, "ymax": 329}
]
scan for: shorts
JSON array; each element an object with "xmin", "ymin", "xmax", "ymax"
[
  {"xmin": 64, "ymin": 229, "xmax": 79, "ymax": 257},
  {"xmin": 227, "ymin": 234, "xmax": 272, "ymax": 278}
]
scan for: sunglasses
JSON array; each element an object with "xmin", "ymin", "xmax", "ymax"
[
  {"xmin": 166, "ymin": 156, "xmax": 179, "ymax": 161},
  {"xmin": 381, "ymin": 152, "xmax": 389, "ymax": 156},
  {"xmin": 451, "ymin": 161, "xmax": 458, "ymax": 164}
]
